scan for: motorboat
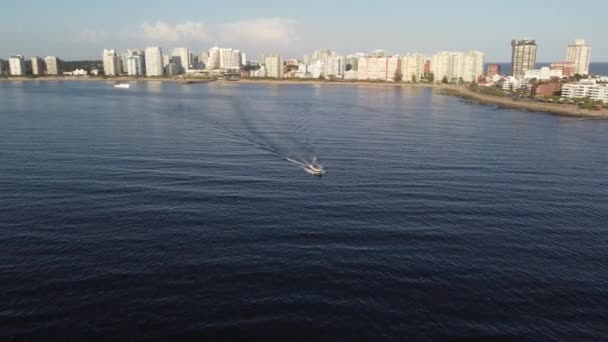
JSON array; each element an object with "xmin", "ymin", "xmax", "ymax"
[
  {"xmin": 114, "ymin": 82, "xmax": 130, "ymax": 89},
  {"xmin": 307, "ymin": 164, "xmax": 326, "ymax": 177}
]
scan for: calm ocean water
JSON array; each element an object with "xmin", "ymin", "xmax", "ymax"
[{"xmin": 1, "ymin": 81, "xmax": 608, "ymax": 341}]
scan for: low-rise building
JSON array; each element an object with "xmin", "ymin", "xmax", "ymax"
[
  {"xmin": 487, "ymin": 64, "xmax": 501, "ymax": 77},
  {"xmin": 550, "ymin": 62, "xmax": 576, "ymax": 77},
  {"xmin": 523, "ymin": 67, "xmax": 562, "ymax": 81},
  {"xmin": 532, "ymin": 82, "xmax": 563, "ymax": 97},
  {"xmin": 561, "ymin": 80, "xmax": 608, "ymax": 101}
]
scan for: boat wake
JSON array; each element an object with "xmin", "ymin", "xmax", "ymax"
[{"xmin": 285, "ymin": 157, "xmax": 326, "ymax": 176}]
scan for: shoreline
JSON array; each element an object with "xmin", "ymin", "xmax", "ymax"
[
  {"xmin": 2, "ymin": 76, "xmax": 607, "ymax": 118},
  {"xmin": 441, "ymin": 87, "xmax": 608, "ymax": 119},
  {"xmin": 0, "ymin": 76, "xmax": 442, "ymax": 88}
]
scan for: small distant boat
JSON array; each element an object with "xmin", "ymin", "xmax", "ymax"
[
  {"xmin": 114, "ymin": 82, "xmax": 130, "ymax": 89},
  {"xmin": 307, "ymin": 165, "xmax": 325, "ymax": 177}
]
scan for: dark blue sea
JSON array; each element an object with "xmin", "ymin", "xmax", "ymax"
[{"xmin": 1, "ymin": 80, "xmax": 608, "ymax": 341}]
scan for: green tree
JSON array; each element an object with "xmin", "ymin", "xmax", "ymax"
[
  {"xmin": 411, "ymin": 74, "xmax": 417, "ymax": 83},
  {"xmin": 426, "ymin": 72, "xmax": 434, "ymax": 82},
  {"xmin": 394, "ymin": 72, "xmax": 403, "ymax": 82},
  {"xmin": 442, "ymin": 75, "xmax": 449, "ymax": 84}
]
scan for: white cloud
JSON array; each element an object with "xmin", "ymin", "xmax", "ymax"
[
  {"xmin": 139, "ymin": 18, "xmax": 296, "ymax": 47},
  {"xmin": 141, "ymin": 20, "xmax": 210, "ymax": 42},
  {"xmin": 219, "ymin": 18, "xmax": 297, "ymax": 46}
]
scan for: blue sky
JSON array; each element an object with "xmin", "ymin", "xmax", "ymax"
[{"xmin": 1, "ymin": 0, "xmax": 607, "ymax": 61}]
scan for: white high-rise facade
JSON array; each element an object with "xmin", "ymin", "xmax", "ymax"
[
  {"xmin": 206, "ymin": 47, "xmax": 220, "ymax": 70},
  {"xmin": 171, "ymin": 47, "xmax": 190, "ymax": 73},
  {"xmin": 45, "ymin": 56, "xmax": 60, "ymax": 75},
  {"xmin": 8, "ymin": 55, "xmax": 26, "ymax": 76},
  {"xmin": 264, "ymin": 54, "xmax": 284, "ymax": 78},
  {"xmin": 124, "ymin": 50, "xmax": 145, "ymax": 76},
  {"xmin": 31, "ymin": 57, "xmax": 45, "ymax": 75},
  {"xmin": 431, "ymin": 51, "xmax": 484, "ymax": 83},
  {"xmin": 463, "ymin": 51, "xmax": 485, "ymax": 82},
  {"xmin": 127, "ymin": 55, "xmax": 145, "ymax": 76},
  {"xmin": 357, "ymin": 57, "xmax": 401, "ymax": 81},
  {"xmin": 218, "ymin": 48, "xmax": 241, "ymax": 70},
  {"xmin": 102, "ymin": 49, "xmax": 121, "ymax": 76},
  {"xmin": 401, "ymin": 54, "xmax": 426, "ymax": 82},
  {"xmin": 145, "ymin": 47, "xmax": 164, "ymax": 76},
  {"xmin": 566, "ymin": 39, "xmax": 591, "ymax": 76}
]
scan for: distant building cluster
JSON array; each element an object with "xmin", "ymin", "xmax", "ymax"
[
  {"xmin": 480, "ymin": 38, "xmax": 603, "ymax": 101},
  {"xmin": 0, "ymin": 37, "xmax": 600, "ymax": 102}
]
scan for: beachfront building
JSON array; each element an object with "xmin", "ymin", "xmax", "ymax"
[
  {"xmin": 31, "ymin": 57, "xmax": 45, "ymax": 75},
  {"xmin": 0, "ymin": 59, "xmax": 5, "ymax": 75},
  {"xmin": 502, "ymin": 76, "xmax": 523, "ymax": 91},
  {"xmin": 511, "ymin": 39, "xmax": 537, "ymax": 78},
  {"xmin": 264, "ymin": 54, "xmax": 284, "ymax": 78},
  {"xmin": 127, "ymin": 54, "xmax": 145, "ymax": 76},
  {"xmin": 325, "ymin": 55, "xmax": 345, "ymax": 79},
  {"xmin": 45, "ymin": 56, "xmax": 60, "ymax": 75},
  {"xmin": 523, "ymin": 67, "xmax": 562, "ymax": 81},
  {"xmin": 430, "ymin": 51, "xmax": 484, "ymax": 83},
  {"xmin": 8, "ymin": 55, "xmax": 26, "ymax": 76},
  {"xmin": 566, "ymin": 39, "xmax": 591, "ymax": 76},
  {"xmin": 219, "ymin": 48, "xmax": 241, "ymax": 70},
  {"xmin": 102, "ymin": 49, "xmax": 121, "ymax": 76},
  {"xmin": 171, "ymin": 48, "xmax": 191, "ymax": 73},
  {"xmin": 550, "ymin": 62, "xmax": 576, "ymax": 77},
  {"xmin": 357, "ymin": 57, "xmax": 401, "ymax": 81},
  {"xmin": 206, "ymin": 47, "xmax": 220, "ymax": 70},
  {"xmin": 145, "ymin": 47, "xmax": 164, "ymax": 76},
  {"xmin": 401, "ymin": 54, "xmax": 426, "ymax": 82},
  {"xmin": 562, "ymin": 80, "xmax": 608, "ymax": 102}
]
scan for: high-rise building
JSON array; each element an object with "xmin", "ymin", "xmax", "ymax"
[
  {"xmin": 199, "ymin": 51, "xmax": 209, "ymax": 68},
  {"xmin": 44, "ymin": 56, "xmax": 60, "ymax": 75},
  {"xmin": 145, "ymin": 47, "xmax": 164, "ymax": 76},
  {"xmin": 171, "ymin": 47, "xmax": 191, "ymax": 73},
  {"xmin": 123, "ymin": 49, "xmax": 144, "ymax": 75},
  {"xmin": 431, "ymin": 51, "xmax": 484, "ymax": 83},
  {"xmin": 218, "ymin": 48, "xmax": 241, "ymax": 70},
  {"xmin": 401, "ymin": 54, "xmax": 426, "ymax": 82},
  {"xmin": 31, "ymin": 57, "xmax": 45, "ymax": 76},
  {"xmin": 486, "ymin": 64, "xmax": 501, "ymax": 77},
  {"xmin": 206, "ymin": 47, "xmax": 220, "ymax": 70},
  {"xmin": 463, "ymin": 51, "xmax": 485, "ymax": 82},
  {"xmin": 240, "ymin": 53, "xmax": 247, "ymax": 66},
  {"xmin": 511, "ymin": 39, "xmax": 537, "ymax": 78},
  {"xmin": 264, "ymin": 54, "xmax": 284, "ymax": 78},
  {"xmin": 357, "ymin": 57, "xmax": 401, "ymax": 81},
  {"xmin": 102, "ymin": 49, "xmax": 121, "ymax": 76},
  {"xmin": 8, "ymin": 55, "xmax": 26, "ymax": 76},
  {"xmin": 566, "ymin": 39, "xmax": 591, "ymax": 75},
  {"xmin": 127, "ymin": 54, "xmax": 145, "ymax": 76}
]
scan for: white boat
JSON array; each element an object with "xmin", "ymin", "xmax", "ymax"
[
  {"xmin": 114, "ymin": 83, "xmax": 130, "ymax": 89},
  {"xmin": 306, "ymin": 164, "xmax": 326, "ymax": 177}
]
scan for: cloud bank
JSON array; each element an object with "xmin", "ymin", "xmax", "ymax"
[{"xmin": 140, "ymin": 18, "xmax": 297, "ymax": 48}]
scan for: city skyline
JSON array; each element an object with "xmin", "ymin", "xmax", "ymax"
[{"xmin": 1, "ymin": 0, "xmax": 608, "ymax": 62}]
